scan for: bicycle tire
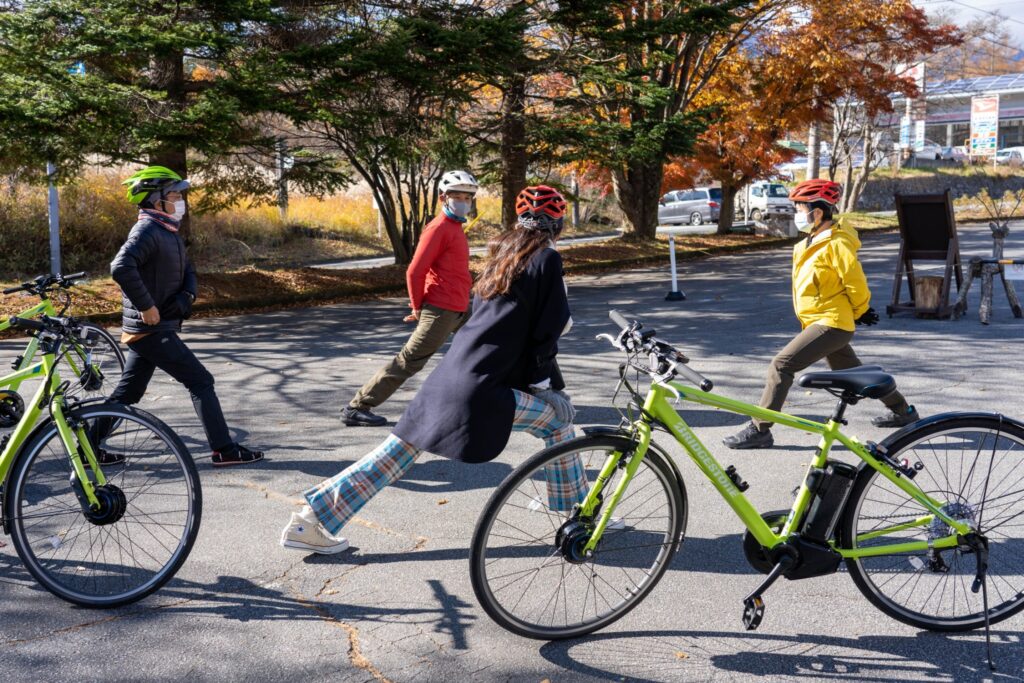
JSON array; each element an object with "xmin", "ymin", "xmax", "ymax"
[
  {"xmin": 839, "ymin": 414, "xmax": 1024, "ymax": 631},
  {"xmin": 470, "ymin": 434, "xmax": 686, "ymax": 640},
  {"xmin": 59, "ymin": 322, "xmax": 125, "ymax": 400},
  {"xmin": 5, "ymin": 402, "xmax": 201, "ymax": 608}
]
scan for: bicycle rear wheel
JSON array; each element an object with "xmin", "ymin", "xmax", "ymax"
[
  {"xmin": 839, "ymin": 415, "xmax": 1024, "ymax": 631},
  {"xmin": 470, "ymin": 434, "xmax": 686, "ymax": 639},
  {"xmin": 58, "ymin": 322, "xmax": 124, "ymax": 400},
  {"xmin": 5, "ymin": 403, "xmax": 201, "ymax": 607}
]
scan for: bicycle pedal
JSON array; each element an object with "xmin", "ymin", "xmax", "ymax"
[{"xmin": 742, "ymin": 596, "xmax": 764, "ymax": 630}]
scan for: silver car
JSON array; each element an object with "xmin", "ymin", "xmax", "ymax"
[{"xmin": 658, "ymin": 187, "xmax": 722, "ymax": 225}]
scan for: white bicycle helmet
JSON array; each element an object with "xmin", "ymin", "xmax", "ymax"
[{"xmin": 439, "ymin": 170, "xmax": 479, "ymax": 195}]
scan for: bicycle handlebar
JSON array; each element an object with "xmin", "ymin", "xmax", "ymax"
[
  {"xmin": 676, "ymin": 361, "xmax": 713, "ymax": 393},
  {"xmin": 609, "ymin": 310, "xmax": 630, "ymax": 331},
  {"xmin": 605, "ymin": 310, "xmax": 714, "ymax": 392},
  {"xmin": 8, "ymin": 316, "xmax": 46, "ymax": 332},
  {"xmin": 1, "ymin": 272, "xmax": 87, "ymax": 297}
]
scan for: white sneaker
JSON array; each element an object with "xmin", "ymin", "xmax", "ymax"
[
  {"xmin": 605, "ymin": 517, "xmax": 626, "ymax": 531},
  {"xmin": 280, "ymin": 512, "xmax": 350, "ymax": 554}
]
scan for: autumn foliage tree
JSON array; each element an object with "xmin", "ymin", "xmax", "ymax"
[
  {"xmin": 548, "ymin": 0, "xmax": 785, "ymax": 241},
  {"xmin": 671, "ymin": 0, "xmax": 959, "ymax": 228}
]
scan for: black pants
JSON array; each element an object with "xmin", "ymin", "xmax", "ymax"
[{"xmin": 105, "ymin": 330, "xmax": 233, "ymax": 451}]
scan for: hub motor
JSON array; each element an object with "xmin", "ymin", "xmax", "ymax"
[
  {"xmin": 555, "ymin": 520, "xmax": 594, "ymax": 564},
  {"xmin": 70, "ymin": 471, "xmax": 128, "ymax": 526}
]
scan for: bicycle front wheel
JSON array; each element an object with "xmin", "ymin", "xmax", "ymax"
[
  {"xmin": 839, "ymin": 415, "xmax": 1024, "ymax": 631},
  {"xmin": 59, "ymin": 322, "xmax": 125, "ymax": 400},
  {"xmin": 470, "ymin": 434, "xmax": 686, "ymax": 640},
  {"xmin": 5, "ymin": 403, "xmax": 201, "ymax": 607}
]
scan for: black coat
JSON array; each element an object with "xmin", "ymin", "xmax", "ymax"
[
  {"xmin": 393, "ymin": 246, "xmax": 570, "ymax": 463},
  {"xmin": 110, "ymin": 217, "xmax": 197, "ymax": 334}
]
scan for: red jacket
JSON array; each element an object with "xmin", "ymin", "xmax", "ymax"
[{"xmin": 407, "ymin": 214, "xmax": 471, "ymax": 313}]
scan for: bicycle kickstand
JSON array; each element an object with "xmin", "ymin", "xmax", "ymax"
[
  {"xmin": 741, "ymin": 555, "xmax": 795, "ymax": 631},
  {"xmin": 967, "ymin": 533, "xmax": 996, "ymax": 672}
]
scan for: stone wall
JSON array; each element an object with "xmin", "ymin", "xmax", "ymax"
[{"xmin": 855, "ymin": 171, "xmax": 1024, "ymax": 211}]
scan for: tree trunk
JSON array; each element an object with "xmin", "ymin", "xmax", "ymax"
[
  {"xmin": 716, "ymin": 182, "xmax": 738, "ymax": 235},
  {"xmin": 148, "ymin": 51, "xmax": 191, "ymax": 241},
  {"xmin": 612, "ymin": 161, "xmax": 663, "ymax": 241},
  {"xmin": 840, "ymin": 161, "xmax": 854, "ymax": 213},
  {"xmin": 500, "ymin": 74, "xmax": 528, "ymax": 230}
]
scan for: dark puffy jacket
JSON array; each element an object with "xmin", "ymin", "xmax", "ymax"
[{"xmin": 110, "ymin": 217, "xmax": 197, "ymax": 334}]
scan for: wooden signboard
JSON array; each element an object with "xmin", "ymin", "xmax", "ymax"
[{"xmin": 888, "ymin": 191, "xmax": 963, "ymax": 318}]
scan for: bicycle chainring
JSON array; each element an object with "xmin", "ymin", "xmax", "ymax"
[
  {"xmin": 0, "ymin": 390, "xmax": 25, "ymax": 428},
  {"xmin": 743, "ymin": 510, "xmax": 790, "ymax": 574}
]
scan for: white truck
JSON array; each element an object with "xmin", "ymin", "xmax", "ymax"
[{"xmin": 737, "ymin": 181, "xmax": 795, "ymax": 222}]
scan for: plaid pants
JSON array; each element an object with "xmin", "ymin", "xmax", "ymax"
[{"xmin": 305, "ymin": 389, "xmax": 588, "ymax": 535}]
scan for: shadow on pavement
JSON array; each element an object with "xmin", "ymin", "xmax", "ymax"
[{"xmin": 538, "ymin": 628, "xmax": 1022, "ymax": 682}]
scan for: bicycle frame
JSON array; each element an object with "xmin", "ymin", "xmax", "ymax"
[
  {"xmin": 578, "ymin": 380, "xmax": 972, "ymax": 559},
  {"xmin": 0, "ymin": 347, "xmax": 106, "ymax": 510},
  {"xmin": 0, "ymin": 298, "xmax": 90, "ymax": 394}
]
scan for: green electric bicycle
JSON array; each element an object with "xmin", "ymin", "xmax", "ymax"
[
  {"xmin": 0, "ymin": 314, "xmax": 201, "ymax": 607},
  {"xmin": 1, "ymin": 273, "xmax": 124, "ymax": 419},
  {"xmin": 471, "ymin": 311, "xmax": 1024, "ymax": 647}
]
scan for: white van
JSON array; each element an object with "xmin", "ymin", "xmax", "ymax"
[{"xmin": 738, "ymin": 181, "xmax": 794, "ymax": 221}]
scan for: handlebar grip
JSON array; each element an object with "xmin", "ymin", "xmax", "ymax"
[
  {"xmin": 3, "ymin": 285, "xmax": 25, "ymax": 295},
  {"xmin": 678, "ymin": 363, "xmax": 713, "ymax": 392},
  {"xmin": 609, "ymin": 310, "xmax": 631, "ymax": 331},
  {"xmin": 61, "ymin": 272, "xmax": 86, "ymax": 282},
  {"xmin": 8, "ymin": 316, "xmax": 46, "ymax": 332}
]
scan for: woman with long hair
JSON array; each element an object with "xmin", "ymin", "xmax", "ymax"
[{"xmin": 281, "ymin": 185, "xmax": 587, "ymax": 553}]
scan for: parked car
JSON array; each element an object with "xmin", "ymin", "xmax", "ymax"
[
  {"xmin": 658, "ymin": 187, "xmax": 721, "ymax": 225},
  {"xmin": 995, "ymin": 148, "xmax": 1024, "ymax": 165},
  {"xmin": 941, "ymin": 146, "xmax": 969, "ymax": 164},
  {"xmin": 737, "ymin": 181, "xmax": 794, "ymax": 221},
  {"xmin": 911, "ymin": 139, "xmax": 943, "ymax": 160}
]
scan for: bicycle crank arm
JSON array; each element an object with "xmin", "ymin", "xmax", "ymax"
[{"xmin": 741, "ymin": 553, "xmax": 796, "ymax": 630}]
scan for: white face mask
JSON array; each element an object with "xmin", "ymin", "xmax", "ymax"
[
  {"xmin": 446, "ymin": 199, "xmax": 472, "ymax": 218},
  {"xmin": 794, "ymin": 210, "xmax": 813, "ymax": 233},
  {"xmin": 170, "ymin": 200, "xmax": 187, "ymax": 220}
]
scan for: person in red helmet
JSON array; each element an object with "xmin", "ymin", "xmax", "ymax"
[
  {"xmin": 724, "ymin": 178, "xmax": 919, "ymax": 449},
  {"xmin": 281, "ymin": 185, "xmax": 587, "ymax": 553}
]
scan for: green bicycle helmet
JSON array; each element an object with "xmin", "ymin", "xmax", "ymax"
[{"xmin": 122, "ymin": 165, "xmax": 191, "ymax": 205}]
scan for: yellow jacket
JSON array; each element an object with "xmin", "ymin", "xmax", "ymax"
[{"xmin": 791, "ymin": 220, "xmax": 871, "ymax": 332}]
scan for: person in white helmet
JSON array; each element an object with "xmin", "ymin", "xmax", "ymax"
[{"xmin": 342, "ymin": 170, "xmax": 479, "ymax": 426}]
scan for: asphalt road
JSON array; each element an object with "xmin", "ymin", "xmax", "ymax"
[
  {"xmin": 1, "ymin": 223, "xmax": 1022, "ymax": 682},
  {"xmin": 316, "ymin": 230, "xmax": 630, "ymax": 270}
]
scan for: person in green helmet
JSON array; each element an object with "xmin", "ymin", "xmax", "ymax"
[{"xmin": 96, "ymin": 166, "xmax": 264, "ymax": 466}]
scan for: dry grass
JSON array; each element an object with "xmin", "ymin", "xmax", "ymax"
[{"xmin": 0, "ymin": 174, "xmax": 619, "ymax": 279}]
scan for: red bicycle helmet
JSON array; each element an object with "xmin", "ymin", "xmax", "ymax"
[
  {"xmin": 788, "ymin": 179, "xmax": 841, "ymax": 206},
  {"xmin": 515, "ymin": 185, "xmax": 567, "ymax": 220}
]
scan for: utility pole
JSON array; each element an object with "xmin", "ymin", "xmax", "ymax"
[
  {"xmin": 46, "ymin": 162, "xmax": 61, "ymax": 275},
  {"xmin": 276, "ymin": 138, "xmax": 289, "ymax": 221},
  {"xmin": 807, "ymin": 121, "xmax": 820, "ymax": 179}
]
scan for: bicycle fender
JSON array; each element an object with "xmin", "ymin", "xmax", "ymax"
[{"xmin": 876, "ymin": 411, "xmax": 1024, "ymax": 456}]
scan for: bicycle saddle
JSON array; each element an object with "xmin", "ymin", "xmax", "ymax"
[{"xmin": 796, "ymin": 365, "xmax": 895, "ymax": 399}]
